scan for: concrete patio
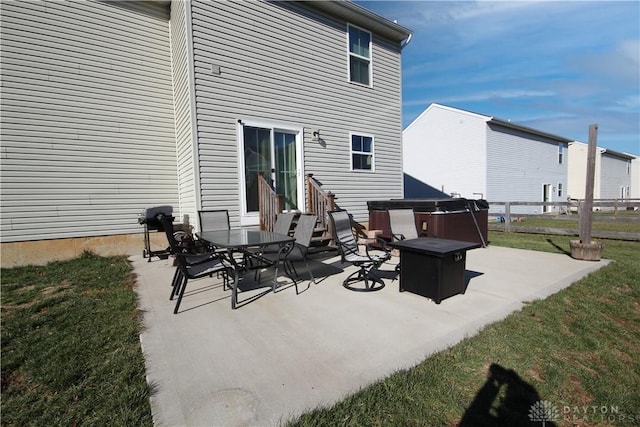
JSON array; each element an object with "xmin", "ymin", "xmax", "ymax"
[{"xmin": 132, "ymin": 245, "xmax": 609, "ymax": 426}]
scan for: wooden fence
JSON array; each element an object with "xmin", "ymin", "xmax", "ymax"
[{"xmin": 488, "ymin": 199, "xmax": 640, "ymax": 241}]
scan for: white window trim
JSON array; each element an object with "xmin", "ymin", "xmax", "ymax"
[
  {"xmin": 349, "ymin": 131, "xmax": 375, "ymax": 172},
  {"xmin": 236, "ymin": 119, "xmax": 305, "ymax": 226},
  {"xmin": 557, "ymin": 182, "xmax": 563, "ymax": 198},
  {"xmin": 347, "ymin": 23, "xmax": 373, "ymax": 88}
]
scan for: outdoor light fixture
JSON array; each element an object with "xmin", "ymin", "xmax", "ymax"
[{"xmin": 308, "ymin": 128, "xmax": 324, "ymax": 147}]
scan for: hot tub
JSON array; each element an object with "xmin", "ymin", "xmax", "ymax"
[{"xmin": 367, "ymin": 198, "xmax": 489, "ymax": 246}]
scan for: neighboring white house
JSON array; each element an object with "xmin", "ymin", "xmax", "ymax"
[
  {"xmin": 403, "ymin": 103, "xmax": 571, "ymax": 214},
  {"xmin": 567, "ymin": 141, "xmax": 636, "ymax": 201},
  {"xmin": 0, "ymin": 0, "xmax": 412, "ymax": 267}
]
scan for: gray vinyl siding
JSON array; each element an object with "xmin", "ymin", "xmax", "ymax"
[
  {"xmin": 1, "ymin": 0, "xmax": 177, "ymax": 242},
  {"xmin": 188, "ymin": 0, "xmax": 404, "ymax": 224},
  {"xmin": 600, "ymin": 153, "xmax": 631, "ymax": 199},
  {"xmin": 487, "ymin": 125, "xmax": 567, "ymax": 214},
  {"xmin": 170, "ymin": 0, "xmax": 199, "ymax": 226}
]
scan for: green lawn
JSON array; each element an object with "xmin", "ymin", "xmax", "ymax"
[
  {"xmin": 1, "ymin": 252, "xmax": 152, "ymax": 426},
  {"xmin": 287, "ymin": 234, "xmax": 640, "ymax": 426},
  {"xmin": 2, "ymin": 235, "xmax": 639, "ymax": 426}
]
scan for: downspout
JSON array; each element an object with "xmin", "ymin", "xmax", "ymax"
[
  {"xmin": 400, "ymin": 32, "xmax": 412, "ymax": 49},
  {"xmin": 399, "ymin": 31, "xmax": 412, "ymax": 198}
]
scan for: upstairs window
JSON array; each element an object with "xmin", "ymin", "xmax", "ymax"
[
  {"xmin": 558, "ymin": 144, "xmax": 564, "ymax": 164},
  {"xmin": 348, "ymin": 24, "xmax": 371, "ymax": 86},
  {"xmin": 350, "ymin": 133, "xmax": 374, "ymax": 171}
]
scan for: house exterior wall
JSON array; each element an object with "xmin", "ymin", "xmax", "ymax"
[
  {"xmin": 600, "ymin": 153, "xmax": 632, "ymax": 199},
  {"xmin": 632, "ymin": 158, "xmax": 640, "ymax": 199},
  {"xmin": 170, "ymin": 0, "xmax": 199, "ymax": 230},
  {"xmin": 567, "ymin": 141, "xmax": 637, "ymax": 201},
  {"xmin": 0, "ymin": 0, "xmax": 178, "ymax": 244},
  {"xmin": 567, "ymin": 142, "xmax": 596, "ymax": 199},
  {"xmin": 402, "ymin": 104, "xmax": 487, "ymax": 199},
  {"xmin": 486, "ymin": 124, "xmax": 568, "ymax": 214},
  {"xmin": 188, "ymin": 0, "xmax": 406, "ymax": 224}
]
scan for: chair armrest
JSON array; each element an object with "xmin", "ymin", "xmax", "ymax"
[{"xmin": 360, "ymin": 237, "xmax": 391, "ymax": 260}]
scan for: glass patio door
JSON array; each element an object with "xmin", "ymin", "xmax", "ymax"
[
  {"xmin": 274, "ymin": 131, "xmax": 298, "ymax": 210},
  {"xmin": 240, "ymin": 124, "xmax": 302, "ymax": 223}
]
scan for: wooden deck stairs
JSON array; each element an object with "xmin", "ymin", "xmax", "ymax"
[{"xmin": 258, "ymin": 173, "xmax": 336, "ymax": 253}]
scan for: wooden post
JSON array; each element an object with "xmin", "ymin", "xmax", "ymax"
[
  {"xmin": 276, "ymin": 195, "xmax": 284, "ymax": 214},
  {"xmin": 327, "ymin": 192, "xmax": 335, "ymax": 212},
  {"xmin": 570, "ymin": 124, "xmax": 604, "ymax": 260},
  {"xmin": 505, "ymin": 202, "xmax": 511, "ymax": 232},
  {"xmin": 306, "ymin": 174, "xmax": 313, "ymax": 214},
  {"xmin": 580, "ymin": 125, "xmax": 597, "ymax": 245}
]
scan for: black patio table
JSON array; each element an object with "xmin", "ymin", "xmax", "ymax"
[
  {"xmin": 196, "ymin": 229, "xmax": 295, "ymax": 309},
  {"xmin": 389, "ymin": 237, "xmax": 481, "ymax": 304}
]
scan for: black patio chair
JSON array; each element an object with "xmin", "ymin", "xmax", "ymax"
[
  {"xmin": 285, "ymin": 214, "xmax": 317, "ymax": 285},
  {"xmin": 159, "ymin": 213, "xmax": 234, "ymax": 314},
  {"xmin": 259, "ymin": 211, "xmax": 297, "ymax": 254},
  {"xmin": 256, "ymin": 214, "xmax": 317, "ymax": 293},
  {"xmin": 388, "ymin": 209, "xmax": 419, "ymax": 241},
  {"xmin": 198, "ymin": 209, "xmax": 230, "ymax": 232},
  {"xmin": 274, "ymin": 212, "xmax": 296, "ymax": 236},
  {"xmin": 327, "ymin": 210, "xmax": 391, "ymax": 292},
  {"xmin": 198, "ymin": 208, "xmax": 246, "ymax": 267},
  {"xmin": 247, "ymin": 211, "xmax": 298, "ymax": 274},
  {"xmin": 388, "ymin": 208, "xmax": 419, "ymax": 274}
]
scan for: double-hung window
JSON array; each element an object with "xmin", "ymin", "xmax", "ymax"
[
  {"xmin": 348, "ymin": 24, "xmax": 371, "ymax": 86},
  {"xmin": 350, "ymin": 133, "xmax": 374, "ymax": 171},
  {"xmin": 558, "ymin": 144, "xmax": 564, "ymax": 164}
]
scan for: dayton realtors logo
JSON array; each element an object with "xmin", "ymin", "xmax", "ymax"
[
  {"xmin": 528, "ymin": 401, "xmax": 638, "ymax": 425},
  {"xmin": 528, "ymin": 401, "xmax": 560, "ymax": 426}
]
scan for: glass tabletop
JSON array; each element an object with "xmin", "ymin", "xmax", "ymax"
[{"xmin": 196, "ymin": 229, "xmax": 294, "ymax": 248}]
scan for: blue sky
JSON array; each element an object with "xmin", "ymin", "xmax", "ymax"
[{"xmin": 356, "ymin": 0, "xmax": 640, "ymax": 156}]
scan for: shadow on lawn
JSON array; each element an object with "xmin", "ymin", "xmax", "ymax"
[
  {"xmin": 459, "ymin": 363, "xmax": 557, "ymax": 427},
  {"xmin": 546, "ymin": 238, "xmax": 571, "ymax": 256}
]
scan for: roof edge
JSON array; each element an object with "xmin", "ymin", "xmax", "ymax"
[
  {"xmin": 488, "ymin": 117, "xmax": 574, "ymax": 144},
  {"xmin": 601, "ymin": 148, "xmax": 636, "ymax": 160},
  {"xmin": 303, "ymin": 1, "xmax": 412, "ymax": 44}
]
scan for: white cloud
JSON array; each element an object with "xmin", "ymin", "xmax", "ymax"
[{"xmin": 404, "ymin": 89, "xmax": 555, "ymax": 107}]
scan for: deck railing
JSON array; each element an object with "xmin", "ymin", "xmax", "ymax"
[
  {"xmin": 306, "ymin": 174, "xmax": 335, "ymax": 244},
  {"xmin": 258, "ymin": 172, "xmax": 284, "ymax": 231}
]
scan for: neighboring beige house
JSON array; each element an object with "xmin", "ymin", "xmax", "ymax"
[
  {"xmin": 567, "ymin": 141, "xmax": 636, "ymax": 201},
  {"xmin": 631, "ymin": 157, "xmax": 640, "ymax": 199},
  {"xmin": 0, "ymin": 0, "xmax": 412, "ymax": 267}
]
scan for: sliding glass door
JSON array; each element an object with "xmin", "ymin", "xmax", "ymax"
[{"xmin": 240, "ymin": 123, "xmax": 303, "ymax": 224}]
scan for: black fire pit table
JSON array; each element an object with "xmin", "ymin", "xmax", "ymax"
[{"xmin": 388, "ymin": 237, "xmax": 481, "ymax": 304}]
